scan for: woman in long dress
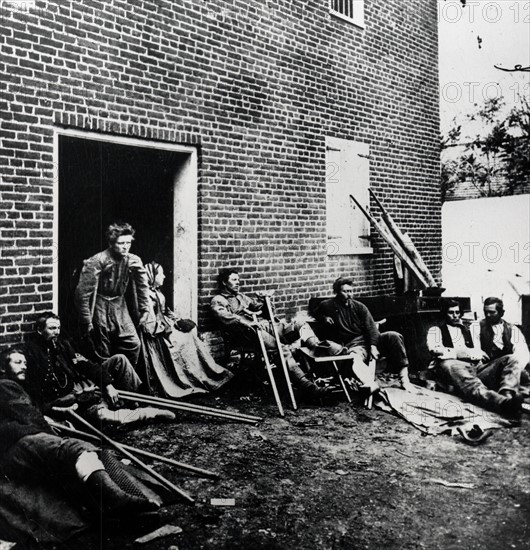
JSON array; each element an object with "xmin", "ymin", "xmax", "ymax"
[{"xmin": 141, "ymin": 261, "xmax": 233, "ymax": 398}]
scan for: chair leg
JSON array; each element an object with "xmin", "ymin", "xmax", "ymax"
[
  {"xmin": 332, "ymin": 361, "xmax": 352, "ymax": 403},
  {"xmin": 364, "ymin": 359, "xmax": 377, "ymax": 409}
]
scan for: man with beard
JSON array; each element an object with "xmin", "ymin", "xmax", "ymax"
[
  {"xmin": 314, "ymin": 276, "xmax": 413, "ymax": 393},
  {"xmin": 24, "ymin": 312, "xmax": 174, "ymax": 425},
  {"xmin": 0, "ymin": 346, "xmax": 158, "ymax": 516}
]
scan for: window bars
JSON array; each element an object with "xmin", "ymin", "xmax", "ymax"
[{"xmin": 329, "ymin": 0, "xmax": 365, "ymax": 27}]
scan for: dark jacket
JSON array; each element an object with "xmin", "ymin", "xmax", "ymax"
[
  {"xmin": 24, "ymin": 333, "xmax": 111, "ymax": 411},
  {"xmin": 315, "ymin": 297, "xmax": 380, "ymax": 347},
  {"xmin": 0, "ymin": 379, "xmax": 51, "ymax": 456}
]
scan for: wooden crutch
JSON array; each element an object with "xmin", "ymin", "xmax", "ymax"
[
  {"xmin": 263, "ymin": 295, "xmax": 297, "ymax": 410},
  {"xmin": 252, "ymin": 314, "xmax": 285, "ymax": 417},
  {"xmin": 68, "ymin": 410, "xmax": 195, "ymax": 504},
  {"xmin": 117, "ymin": 390, "xmax": 261, "ymax": 425},
  {"xmin": 49, "ymin": 421, "xmax": 220, "ymax": 479}
]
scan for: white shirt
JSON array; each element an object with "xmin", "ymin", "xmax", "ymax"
[{"xmin": 427, "ymin": 323, "xmax": 483, "ymax": 363}]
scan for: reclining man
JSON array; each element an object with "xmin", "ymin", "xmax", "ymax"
[
  {"xmin": 427, "ymin": 298, "xmax": 527, "ymax": 417},
  {"xmin": 24, "ymin": 312, "xmax": 174, "ymax": 425},
  {"xmin": 211, "ymin": 269, "xmax": 333, "ymax": 399},
  {"xmin": 0, "ymin": 346, "xmax": 158, "ymax": 517},
  {"xmin": 313, "ymin": 277, "xmax": 413, "ymax": 393}
]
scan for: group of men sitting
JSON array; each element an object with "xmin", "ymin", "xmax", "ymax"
[
  {"xmin": 1, "ymin": 226, "xmax": 529, "ymax": 535},
  {"xmin": 427, "ymin": 297, "xmax": 529, "ymax": 417},
  {"xmin": 211, "ymin": 272, "xmax": 414, "ymax": 398},
  {"xmin": 211, "ymin": 270, "xmax": 529, "ymax": 418}
]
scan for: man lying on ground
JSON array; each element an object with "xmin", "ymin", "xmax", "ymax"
[
  {"xmin": 211, "ymin": 268, "xmax": 333, "ymax": 399},
  {"xmin": 313, "ymin": 277, "xmax": 414, "ymax": 393},
  {"xmin": 24, "ymin": 312, "xmax": 174, "ymax": 425},
  {"xmin": 427, "ymin": 298, "xmax": 527, "ymax": 418},
  {"xmin": 0, "ymin": 346, "xmax": 159, "ymax": 517}
]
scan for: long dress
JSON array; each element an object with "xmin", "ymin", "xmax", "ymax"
[{"xmin": 141, "ymin": 288, "xmax": 233, "ymax": 398}]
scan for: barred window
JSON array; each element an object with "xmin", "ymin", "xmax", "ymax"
[{"xmin": 329, "ymin": 0, "xmax": 365, "ymax": 28}]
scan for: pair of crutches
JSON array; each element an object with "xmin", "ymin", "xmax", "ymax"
[{"xmin": 252, "ymin": 296, "xmax": 297, "ymax": 417}]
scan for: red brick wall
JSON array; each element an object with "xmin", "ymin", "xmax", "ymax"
[{"xmin": 0, "ymin": 0, "xmax": 441, "ymax": 344}]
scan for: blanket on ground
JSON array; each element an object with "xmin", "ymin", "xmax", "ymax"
[{"xmin": 377, "ymin": 385, "xmax": 514, "ymax": 436}]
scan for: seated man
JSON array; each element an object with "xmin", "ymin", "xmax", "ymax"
[
  {"xmin": 24, "ymin": 312, "xmax": 174, "ymax": 425},
  {"xmin": 314, "ymin": 277, "xmax": 413, "ymax": 393},
  {"xmin": 211, "ymin": 269, "xmax": 332, "ymax": 398},
  {"xmin": 0, "ymin": 346, "xmax": 158, "ymax": 516},
  {"xmin": 427, "ymin": 298, "xmax": 526, "ymax": 417}
]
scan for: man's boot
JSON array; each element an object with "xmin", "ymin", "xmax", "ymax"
[
  {"xmin": 288, "ymin": 363, "xmax": 334, "ymax": 398},
  {"xmin": 86, "ymin": 470, "xmax": 159, "ymax": 516},
  {"xmin": 499, "ymin": 393, "xmax": 523, "ymax": 420}
]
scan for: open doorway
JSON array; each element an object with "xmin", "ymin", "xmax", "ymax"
[{"xmin": 56, "ymin": 132, "xmax": 198, "ymax": 335}]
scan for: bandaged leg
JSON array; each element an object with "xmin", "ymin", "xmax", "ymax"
[
  {"xmin": 75, "ymin": 450, "xmax": 105, "ymax": 482},
  {"xmin": 350, "ymin": 355, "xmax": 379, "ymax": 393},
  {"xmin": 276, "ymin": 319, "xmax": 319, "ymax": 349}
]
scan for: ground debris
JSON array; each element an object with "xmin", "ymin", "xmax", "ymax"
[
  {"xmin": 134, "ymin": 524, "xmax": 183, "ymax": 544},
  {"xmin": 211, "ymin": 498, "xmax": 236, "ymax": 506},
  {"xmin": 249, "ymin": 429, "xmax": 268, "ymax": 440},
  {"xmin": 427, "ymin": 478, "xmax": 475, "ymax": 489},
  {"xmin": 77, "ymin": 383, "xmax": 529, "ymax": 550}
]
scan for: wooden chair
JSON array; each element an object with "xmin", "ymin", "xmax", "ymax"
[
  {"xmin": 298, "ymin": 347, "xmax": 355, "ymax": 403},
  {"xmin": 299, "ymin": 314, "xmax": 387, "ymax": 409},
  {"xmin": 220, "ymin": 326, "xmax": 286, "ymax": 415}
]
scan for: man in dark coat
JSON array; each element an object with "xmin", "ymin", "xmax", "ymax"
[
  {"xmin": 314, "ymin": 277, "xmax": 413, "ymax": 393},
  {"xmin": 0, "ymin": 346, "xmax": 158, "ymax": 517},
  {"xmin": 24, "ymin": 311, "xmax": 141, "ymax": 417}
]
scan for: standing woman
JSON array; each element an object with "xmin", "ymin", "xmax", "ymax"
[{"xmin": 141, "ymin": 261, "xmax": 233, "ymax": 398}]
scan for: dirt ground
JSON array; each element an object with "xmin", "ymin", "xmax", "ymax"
[{"xmin": 69, "ymin": 377, "xmax": 530, "ymax": 550}]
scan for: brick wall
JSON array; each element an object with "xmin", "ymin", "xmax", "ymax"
[{"xmin": 0, "ymin": 0, "xmax": 441, "ymax": 345}]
